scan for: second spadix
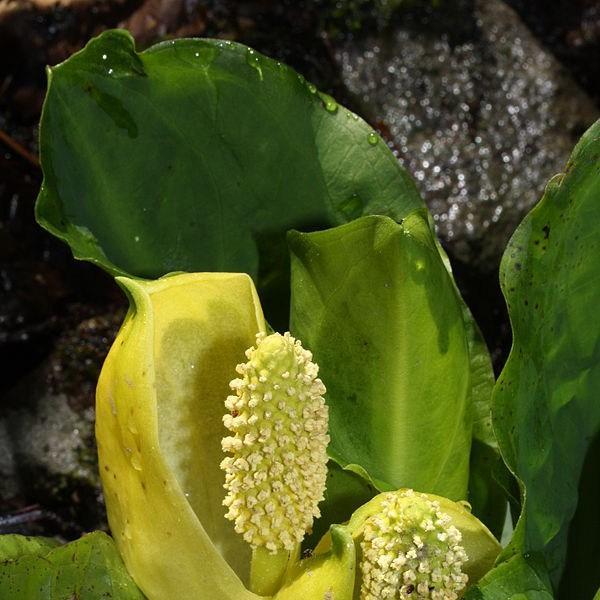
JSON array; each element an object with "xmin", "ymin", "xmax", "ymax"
[{"xmin": 314, "ymin": 489, "xmax": 501, "ymax": 600}]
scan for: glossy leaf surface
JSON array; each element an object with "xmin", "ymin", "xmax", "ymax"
[
  {"xmin": 0, "ymin": 532, "xmax": 145, "ymax": 599},
  {"xmin": 96, "ymin": 273, "xmax": 266, "ymax": 599},
  {"xmin": 36, "ymin": 29, "xmax": 422, "ymax": 325},
  {"xmin": 468, "ymin": 119, "xmax": 600, "ymax": 597},
  {"xmin": 289, "ymin": 213, "xmax": 472, "ymax": 500}
]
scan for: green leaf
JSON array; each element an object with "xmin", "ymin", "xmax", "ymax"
[
  {"xmin": 472, "ymin": 119, "xmax": 600, "ymax": 597},
  {"xmin": 289, "ymin": 212, "xmax": 472, "ymax": 500},
  {"xmin": 464, "ymin": 312, "xmax": 496, "ymax": 451},
  {"xmin": 0, "ymin": 535, "xmax": 60, "ymax": 562},
  {"xmin": 0, "ymin": 532, "xmax": 145, "ymax": 599},
  {"xmin": 36, "ymin": 29, "xmax": 423, "ymax": 326},
  {"xmin": 468, "ymin": 440, "xmax": 510, "ymax": 542},
  {"xmin": 464, "ymin": 313, "xmax": 510, "ymax": 540},
  {"xmin": 465, "ymin": 553, "xmax": 554, "ymax": 600},
  {"xmin": 556, "ymin": 432, "xmax": 600, "ymax": 599},
  {"xmin": 437, "ymin": 242, "xmax": 511, "ymax": 540}
]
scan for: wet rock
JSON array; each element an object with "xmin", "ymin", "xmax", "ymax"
[
  {"xmin": 505, "ymin": 0, "xmax": 600, "ymax": 105},
  {"xmin": 0, "ymin": 309, "xmax": 124, "ymax": 538},
  {"xmin": 334, "ymin": 0, "xmax": 599, "ymax": 269}
]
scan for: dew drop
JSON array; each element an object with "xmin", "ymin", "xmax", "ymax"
[
  {"xmin": 134, "ymin": 235, "xmax": 140, "ymax": 242},
  {"xmin": 108, "ymin": 68, "xmax": 114, "ymax": 75},
  {"xmin": 102, "ymin": 54, "xmax": 107, "ymax": 60},
  {"xmin": 308, "ymin": 83, "xmax": 317, "ymax": 94},
  {"xmin": 318, "ymin": 92, "xmax": 338, "ymax": 113},
  {"xmin": 246, "ymin": 48, "xmax": 263, "ymax": 80},
  {"xmin": 368, "ymin": 132, "xmax": 379, "ymax": 146}
]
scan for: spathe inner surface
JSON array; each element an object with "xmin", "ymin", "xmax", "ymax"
[{"xmin": 152, "ymin": 278, "xmax": 263, "ymax": 584}]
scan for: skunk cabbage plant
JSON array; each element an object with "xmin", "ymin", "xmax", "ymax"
[
  {"xmin": 95, "ymin": 271, "xmax": 499, "ymax": 599},
  {"xmin": 0, "ymin": 28, "xmax": 597, "ymax": 600}
]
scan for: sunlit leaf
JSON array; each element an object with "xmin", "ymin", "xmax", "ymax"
[
  {"xmin": 289, "ymin": 212, "xmax": 472, "ymax": 500},
  {"xmin": 36, "ymin": 29, "xmax": 423, "ymax": 327}
]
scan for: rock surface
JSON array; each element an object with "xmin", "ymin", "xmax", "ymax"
[
  {"xmin": 0, "ymin": 310, "xmax": 123, "ymax": 537},
  {"xmin": 335, "ymin": 0, "xmax": 599, "ymax": 268}
]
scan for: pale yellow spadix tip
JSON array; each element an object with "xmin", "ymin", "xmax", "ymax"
[{"xmin": 221, "ymin": 332, "xmax": 329, "ymax": 553}]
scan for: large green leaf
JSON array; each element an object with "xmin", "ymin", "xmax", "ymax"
[
  {"xmin": 289, "ymin": 212, "xmax": 472, "ymax": 500},
  {"xmin": 0, "ymin": 532, "xmax": 145, "ymax": 599},
  {"xmin": 36, "ymin": 29, "xmax": 422, "ymax": 325},
  {"xmin": 468, "ymin": 119, "xmax": 600, "ymax": 598}
]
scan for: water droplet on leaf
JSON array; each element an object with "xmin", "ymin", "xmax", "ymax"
[
  {"xmin": 246, "ymin": 48, "xmax": 263, "ymax": 80},
  {"xmin": 318, "ymin": 92, "xmax": 338, "ymax": 113}
]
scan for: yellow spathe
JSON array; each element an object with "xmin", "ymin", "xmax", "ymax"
[{"xmin": 96, "ymin": 272, "xmax": 266, "ymax": 600}]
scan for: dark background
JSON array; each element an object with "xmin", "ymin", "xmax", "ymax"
[{"xmin": 0, "ymin": 0, "xmax": 599, "ymax": 540}]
